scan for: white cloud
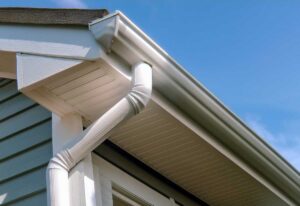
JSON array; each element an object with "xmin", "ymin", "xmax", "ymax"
[
  {"xmin": 51, "ymin": 0, "xmax": 87, "ymax": 8},
  {"xmin": 245, "ymin": 116, "xmax": 300, "ymax": 171}
]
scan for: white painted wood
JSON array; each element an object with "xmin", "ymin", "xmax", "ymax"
[
  {"xmin": 52, "ymin": 113, "xmax": 83, "ymax": 154},
  {"xmin": 51, "ymin": 113, "xmax": 97, "ymax": 206},
  {"xmin": 92, "ymin": 154, "xmax": 174, "ymax": 206},
  {"xmin": 93, "ymin": 168, "xmax": 113, "ymax": 206},
  {"xmin": 0, "ymin": 25, "xmax": 103, "ymax": 59},
  {"xmin": 69, "ymin": 154, "xmax": 97, "ymax": 206},
  {"xmin": 16, "ymin": 53, "xmax": 83, "ymax": 91}
]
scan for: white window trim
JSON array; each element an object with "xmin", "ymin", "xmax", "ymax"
[{"xmin": 92, "ymin": 154, "xmax": 178, "ymax": 206}]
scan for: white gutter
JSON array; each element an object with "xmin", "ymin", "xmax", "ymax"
[
  {"xmin": 89, "ymin": 12, "xmax": 300, "ymax": 204},
  {"xmin": 46, "ymin": 62, "xmax": 152, "ymax": 206},
  {"xmin": 42, "ymin": 10, "xmax": 299, "ymax": 205}
]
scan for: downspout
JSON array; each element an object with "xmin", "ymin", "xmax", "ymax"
[{"xmin": 46, "ymin": 62, "xmax": 152, "ymax": 206}]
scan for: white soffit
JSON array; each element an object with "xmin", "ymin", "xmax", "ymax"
[
  {"xmin": 110, "ymin": 101, "xmax": 290, "ymax": 206},
  {"xmin": 14, "ymin": 50, "xmax": 292, "ymax": 205},
  {"xmin": 16, "ymin": 54, "xmax": 130, "ymax": 123}
]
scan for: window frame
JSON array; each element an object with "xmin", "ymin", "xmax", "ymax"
[{"xmin": 92, "ymin": 154, "xmax": 177, "ymax": 206}]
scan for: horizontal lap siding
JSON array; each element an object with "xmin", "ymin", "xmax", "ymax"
[{"xmin": 0, "ymin": 79, "xmax": 52, "ymax": 206}]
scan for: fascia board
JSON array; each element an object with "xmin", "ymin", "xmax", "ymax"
[
  {"xmin": 17, "ymin": 53, "xmax": 83, "ymax": 91},
  {"xmin": 0, "ymin": 24, "xmax": 104, "ymax": 60},
  {"xmin": 90, "ymin": 11, "xmax": 300, "ymax": 204}
]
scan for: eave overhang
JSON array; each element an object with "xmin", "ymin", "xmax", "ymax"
[
  {"xmin": 90, "ymin": 12, "xmax": 300, "ymax": 204},
  {"xmin": 0, "ymin": 10, "xmax": 299, "ymax": 205}
]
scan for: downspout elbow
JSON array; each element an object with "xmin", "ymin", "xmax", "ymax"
[
  {"xmin": 126, "ymin": 62, "xmax": 152, "ymax": 114},
  {"xmin": 47, "ymin": 150, "xmax": 74, "ymax": 172}
]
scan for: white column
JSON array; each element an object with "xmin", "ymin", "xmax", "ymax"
[{"xmin": 52, "ymin": 113, "xmax": 97, "ymax": 206}]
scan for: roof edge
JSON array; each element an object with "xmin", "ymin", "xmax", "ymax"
[
  {"xmin": 90, "ymin": 11, "xmax": 300, "ymax": 204},
  {"xmin": 0, "ymin": 7, "xmax": 109, "ymax": 26}
]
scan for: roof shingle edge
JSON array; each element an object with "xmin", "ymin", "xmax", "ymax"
[{"xmin": 0, "ymin": 7, "xmax": 109, "ymax": 26}]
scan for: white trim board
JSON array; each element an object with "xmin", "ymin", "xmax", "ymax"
[
  {"xmin": 0, "ymin": 24, "xmax": 103, "ymax": 60},
  {"xmin": 51, "ymin": 113, "xmax": 97, "ymax": 206},
  {"xmin": 92, "ymin": 154, "xmax": 177, "ymax": 206}
]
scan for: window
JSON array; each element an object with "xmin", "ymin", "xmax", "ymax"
[{"xmin": 93, "ymin": 154, "xmax": 179, "ymax": 206}]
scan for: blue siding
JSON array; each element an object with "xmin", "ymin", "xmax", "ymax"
[{"xmin": 0, "ymin": 79, "xmax": 51, "ymax": 205}]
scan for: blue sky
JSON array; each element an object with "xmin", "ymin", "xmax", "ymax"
[{"xmin": 2, "ymin": 0, "xmax": 299, "ymax": 171}]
